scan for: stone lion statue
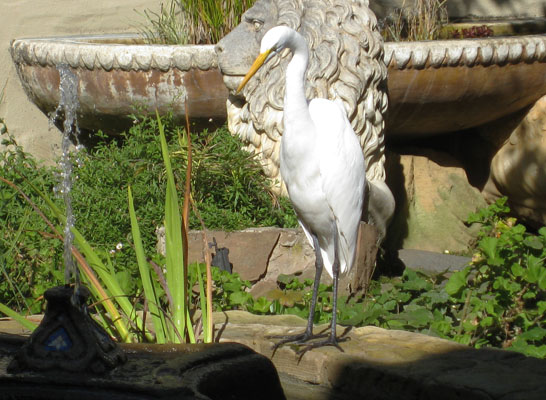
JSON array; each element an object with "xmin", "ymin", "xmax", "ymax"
[
  {"xmin": 482, "ymin": 95, "xmax": 546, "ymax": 228},
  {"xmin": 215, "ymin": 0, "xmax": 395, "ymax": 241}
]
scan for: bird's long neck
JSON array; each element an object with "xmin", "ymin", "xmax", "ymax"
[{"xmin": 283, "ymin": 33, "xmax": 310, "ymax": 131}]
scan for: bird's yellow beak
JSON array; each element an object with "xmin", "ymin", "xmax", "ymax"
[{"xmin": 236, "ymin": 49, "xmax": 272, "ymax": 94}]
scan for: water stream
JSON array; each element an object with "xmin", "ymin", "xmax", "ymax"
[{"xmin": 51, "ymin": 64, "xmax": 82, "ymax": 297}]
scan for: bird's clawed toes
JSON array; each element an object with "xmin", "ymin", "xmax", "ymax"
[
  {"xmin": 267, "ymin": 331, "xmax": 349, "ymax": 355},
  {"xmin": 294, "ymin": 335, "xmax": 350, "ymax": 355}
]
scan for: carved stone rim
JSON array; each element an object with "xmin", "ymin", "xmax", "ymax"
[
  {"xmin": 10, "ymin": 33, "xmax": 217, "ymax": 72},
  {"xmin": 383, "ymin": 34, "xmax": 546, "ymax": 69},
  {"xmin": 10, "ymin": 33, "xmax": 546, "ymax": 73}
]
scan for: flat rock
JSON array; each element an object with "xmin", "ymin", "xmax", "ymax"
[
  {"xmin": 398, "ymin": 249, "xmax": 471, "ymax": 274},
  {"xmin": 157, "ymin": 228, "xmax": 281, "ymax": 282},
  {"xmin": 385, "ymin": 149, "xmax": 487, "ymax": 253},
  {"xmin": 213, "ymin": 311, "xmax": 546, "ymax": 400},
  {"xmin": 1, "ymin": 333, "xmax": 286, "ymax": 400}
]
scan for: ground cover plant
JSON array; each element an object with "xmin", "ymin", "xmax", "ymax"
[
  {"xmin": 0, "ymin": 114, "xmax": 296, "ymax": 316},
  {"xmin": 138, "ymin": 0, "xmax": 255, "ymax": 44},
  {"xmin": 1, "ymin": 115, "xmax": 543, "ymax": 356},
  {"xmin": 230, "ymin": 198, "xmax": 544, "ymax": 358}
]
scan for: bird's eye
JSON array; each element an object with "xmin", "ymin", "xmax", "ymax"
[{"xmin": 253, "ymin": 19, "xmax": 263, "ymax": 31}]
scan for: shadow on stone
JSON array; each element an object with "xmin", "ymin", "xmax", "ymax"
[{"xmin": 2, "ymin": 286, "xmax": 286, "ymax": 399}]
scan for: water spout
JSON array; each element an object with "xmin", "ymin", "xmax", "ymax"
[{"xmin": 52, "ymin": 64, "xmax": 81, "ymax": 298}]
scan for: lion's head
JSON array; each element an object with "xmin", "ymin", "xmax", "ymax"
[{"xmin": 216, "ymin": 0, "xmax": 394, "ymax": 239}]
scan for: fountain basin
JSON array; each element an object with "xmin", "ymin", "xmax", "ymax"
[
  {"xmin": 10, "ymin": 32, "xmax": 546, "ymax": 136},
  {"xmin": 385, "ymin": 34, "xmax": 546, "ymax": 136},
  {"xmin": 1, "ymin": 334, "xmax": 286, "ymax": 400},
  {"xmin": 10, "ymin": 34, "xmax": 228, "ymax": 134}
]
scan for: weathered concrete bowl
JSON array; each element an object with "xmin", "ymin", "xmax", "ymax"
[
  {"xmin": 385, "ymin": 34, "xmax": 546, "ymax": 136},
  {"xmin": 10, "ymin": 34, "xmax": 228, "ymax": 133},
  {"xmin": 9, "ymin": 32, "xmax": 546, "ymax": 137}
]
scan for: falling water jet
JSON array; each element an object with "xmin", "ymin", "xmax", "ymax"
[
  {"xmin": 53, "ymin": 64, "xmax": 81, "ymax": 301},
  {"xmin": 7, "ymin": 64, "xmax": 126, "ymax": 375},
  {"xmin": 2, "ymin": 63, "xmax": 286, "ymax": 400}
]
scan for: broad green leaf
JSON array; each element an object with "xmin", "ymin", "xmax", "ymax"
[
  {"xmin": 519, "ymin": 327, "xmax": 546, "ymax": 341},
  {"xmin": 525, "ymin": 255, "xmax": 543, "ymax": 283},
  {"xmin": 538, "ymin": 270, "xmax": 546, "ymax": 291},
  {"xmin": 251, "ymin": 297, "xmax": 272, "ymax": 314},
  {"xmin": 445, "ymin": 269, "xmax": 468, "ymax": 296},
  {"xmin": 479, "ymin": 237, "xmax": 498, "ymax": 261},
  {"xmin": 538, "ymin": 301, "xmax": 546, "ymax": 315},
  {"xmin": 510, "ymin": 263, "xmax": 524, "ymax": 277},
  {"xmin": 524, "ymin": 236, "xmax": 543, "ymax": 250}
]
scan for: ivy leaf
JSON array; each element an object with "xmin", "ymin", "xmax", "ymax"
[
  {"xmin": 538, "ymin": 270, "xmax": 546, "ymax": 291},
  {"xmin": 479, "ymin": 237, "xmax": 497, "ymax": 257},
  {"xmin": 479, "ymin": 316, "xmax": 494, "ymax": 327},
  {"xmin": 525, "ymin": 255, "xmax": 543, "ymax": 283},
  {"xmin": 250, "ymin": 297, "xmax": 272, "ymax": 314},
  {"xmin": 511, "ymin": 263, "xmax": 524, "ymax": 277},
  {"xmin": 229, "ymin": 291, "xmax": 252, "ymax": 306},
  {"xmin": 524, "ymin": 236, "xmax": 544, "ymax": 250},
  {"xmin": 445, "ymin": 269, "xmax": 468, "ymax": 296},
  {"xmin": 519, "ymin": 327, "xmax": 546, "ymax": 342}
]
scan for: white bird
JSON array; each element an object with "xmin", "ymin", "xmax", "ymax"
[{"xmin": 237, "ymin": 26, "xmax": 365, "ymax": 351}]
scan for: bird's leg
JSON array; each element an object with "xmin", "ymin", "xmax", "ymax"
[
  {"xmin": 268, "ymin": 233, "xmax": 326, "ymax": 349},
  {"xmin": 296, "ymin": 224, "xmax": 349, "ymax": 353}
]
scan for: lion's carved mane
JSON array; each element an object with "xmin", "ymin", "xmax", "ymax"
[{"xmin": 220, "ymin": 0, "xmax": 394, "ymax": 239}]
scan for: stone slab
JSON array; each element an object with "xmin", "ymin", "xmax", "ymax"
[
  {"xmin": 398, "ymin": 249, "xmax": 471, "ymax": 274},
  {"xmin": 2, "ymin": 311, "xmax": 546, "ymax": 399},
  {"xmin": 158, "ymin": 225, "xmax": 378, "ymax": 295},
  {"xmin": 212, "ymin": 311, "xmax": 546, "ymax": 400},
  {"xmin": 1, "ymin": 333, "xmax": 286, "ymax": 400}
]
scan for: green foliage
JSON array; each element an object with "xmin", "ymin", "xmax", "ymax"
[
  {"xmin": 215, "ymin": 198, "xmax": 545, "ymax": 358},
  {"xmin": 381, "ymin": 0, "xmax": 448, "ymax": 42},
  {"xmin": 138, "ymin": 0, "xmax": 256, "ymax": 44},
  {"xmin": 0, "ymin": 133, "xmax": 64, "ymax": 314},
  {"xmin": 0, "ymin": 114, "xmax": 295, "ymax": 314},
  {"xmin": 71, "ymin": 113, "xmax": 294, "ymax": 291}
]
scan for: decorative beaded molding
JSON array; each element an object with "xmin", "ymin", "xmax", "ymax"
[
  {"xmin": 10, "ymin": 34, "xmax": 217, "ymax": 72},
  {"xmin": 10, "ymin": 33, "xmax": 546, "ymax": 72},
  {"xmin": 383, "ymin": 35, "xmax": 546, "ymax": 70}
]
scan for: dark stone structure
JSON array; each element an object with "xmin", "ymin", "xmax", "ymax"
[
  {"xmin": 1, "ymin": 285, "xmax": 286, "ymax": 399},
  {"xmin": 7, "ymin": 285, "xmax": 126, "ymax": 374}
]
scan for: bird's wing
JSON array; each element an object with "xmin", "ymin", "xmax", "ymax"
[{"xmin": 308, "ymin": 98, "xmax": 366, "ymax": 274}]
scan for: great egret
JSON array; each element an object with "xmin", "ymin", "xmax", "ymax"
[{"xmin": 237, "ymin": 26, "xmax": 366, "ymax": 351}]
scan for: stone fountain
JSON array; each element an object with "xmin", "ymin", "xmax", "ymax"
[
  {"xmin": 3, "ymin": 34, "xmax": 286, "ymax": 400},
  {"xmin": 3, "ymin": 2, "xmax": 546, "ymax": 398},
  {"xmin": 10, "ymin": 22, "xmax": 546, "ymax": 232}
]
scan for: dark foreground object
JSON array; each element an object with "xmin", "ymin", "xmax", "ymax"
[
  {"xmin": 1, "ymin": 285, "xmax": 286, "ymax": 399},
  {"xmin": 8, "ymin": 285, "xmax": 126, "ymax": 374},
  {"xmin": 1, "ymin": 335, "xmax": 286, "ymax": 400}
]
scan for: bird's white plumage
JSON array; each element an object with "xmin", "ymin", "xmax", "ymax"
[
  {"xmin": 265, "ymin": 26, "xmax": 366, "ymax": 279},
  {"xmin": 239, "ymin": 25, "xmax": 366, "ymax": 279},
  {"xmin": 283, "ymin": 97, "xmax": 365, "ymax": 278}
]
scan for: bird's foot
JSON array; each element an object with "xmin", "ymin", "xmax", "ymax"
[
  {"xmin": 267, "ymin": 329, "xmax": 350, "ymax": 355},
  {"xmin": 295, "ymin": 334, "xmax": 350, "ymax": 355},
  {"xmin": 267, "ymin": 330, "xmax": 323, "ymax": 351}
]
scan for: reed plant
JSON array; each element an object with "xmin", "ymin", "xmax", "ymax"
[
  {"xmin": 139, "ymin": 0, "xmax": 255, "ymax": 44},
  {"xmin": 382, "ymin": 0, "xmax": 448, "ymax": 42},
  {"xmin": 0, "ymin": 113, "xmax": 213, "ymax": 344}
]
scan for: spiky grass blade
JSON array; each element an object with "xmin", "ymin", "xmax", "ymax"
[{"xmin": 128, "ymin": 186, "xmax": 167, "ymax": 343}]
